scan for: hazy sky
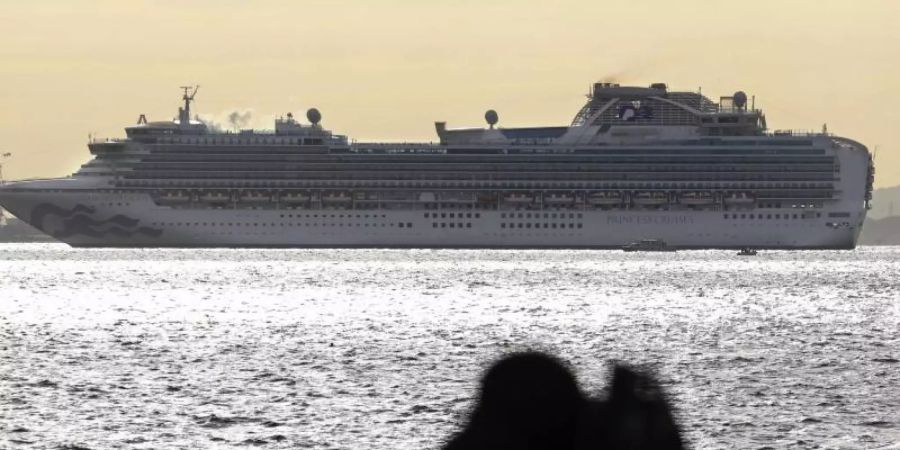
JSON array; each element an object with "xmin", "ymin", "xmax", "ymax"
[{"xmin": 1, "ymin": 0, "xmax": 898, "ymax": 187}]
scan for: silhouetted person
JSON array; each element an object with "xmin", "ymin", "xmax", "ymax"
[
  {"xmin": 443, "ymin": 352, "xmax": 584, "ymax": 450},
  {"xmin": 583, "ymin": 365, "xmax": 684, "ymax": 450},
  {"xmin": 443, "ymin": 352, "xmax": 683, "ymax": 450}
]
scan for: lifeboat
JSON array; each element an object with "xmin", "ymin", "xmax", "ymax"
[
  {"xmin": 280, "ymin": 191, "xmax": 310, "ymax": 204},
  {"xmin": 588, "ymin": 192, "xmax": 623, "ymax": 205},
  {"xmin": 354, "ymin": 191, "xmax": 380, "ymax": 203},
  {"xmin": 504, "ymin": 192, "xmax": 533, "ymax": 204},
  {"xmin": 159, "ymin": 191, "xmax": 191, "ymax": 203},
  {"xmin": 322, "ymin": 191, "xmax": 352, "ymax": 203},
  {"xmin": 476, "ymin": 193, "xmax": 495, "ymax": 205},
  {"xmin": 724, "ymin": 192, "xmax": 755, "ymax": 205},
  {"xmin": 543, "ymin": 193, "xmax": 575, "ymax": 205},
  {"xmin": 239, "ymin": 191, "xmax": 270, "ymax": 203},
  {"xmin": 678, "ymin": 191, "xmax": 714, "ymax": 205},
  {"xmin": 199, "ymin": 191, "xmax": 231, "ymax": 203},
  {"xmin": 632, "ymin": 191, "xmax": 668, "ymax": 206}
]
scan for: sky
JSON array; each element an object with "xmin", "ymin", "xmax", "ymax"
[{"xmin": 1, "ymin": 0, "xmax": 899, "ymax": 187}]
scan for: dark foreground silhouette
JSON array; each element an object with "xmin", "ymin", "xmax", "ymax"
[{"xmin": 443, "ymin": 352, "xmax": 684, "ymax": 450}]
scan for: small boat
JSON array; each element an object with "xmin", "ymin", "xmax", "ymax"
[
  {"xmin": 737, "ymin": 248, "xmax": 758, "ymax": 256},
  {"xmin": 622, "ymin": 239, "xmax": 676, "ymax": 252}
]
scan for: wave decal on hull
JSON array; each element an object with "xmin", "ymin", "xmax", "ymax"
[{"xmin": 30, "ymin": 203, "xmax": 163, "ymax": 239}]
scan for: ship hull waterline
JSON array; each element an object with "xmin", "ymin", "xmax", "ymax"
[{"xmin": 0, "ymin": 189, "xmax": 862, "ymax": 250}]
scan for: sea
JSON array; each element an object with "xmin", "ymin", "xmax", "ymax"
[{"xmin": 1, "ymin": 244, "xmax": 899, "ymax": 449}]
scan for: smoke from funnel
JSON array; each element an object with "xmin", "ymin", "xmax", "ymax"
[
  {"xmin": 228, "ymin": 110, "xmax": 253, "ymax": 130},
  {"xmin": 199, "ymin": 109, "xmax": 255, "ymax": 132}
]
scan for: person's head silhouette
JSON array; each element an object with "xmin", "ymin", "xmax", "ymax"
[{"xmin": 443, "ymin": 352, "xmax": 684, "ymax": 450}]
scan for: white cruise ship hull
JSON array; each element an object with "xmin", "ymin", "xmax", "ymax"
[
  {"xmin": 0, "ymin": 187, "xmax": 864, "ymax": 249},
  {"xmin": 0, "ymin": 83, "xmax": 875, "ymax": 249}
]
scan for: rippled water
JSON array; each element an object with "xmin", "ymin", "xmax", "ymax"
[{"xmin": 1, "ymin": 244, "xmax": 899, "ymax": 449}]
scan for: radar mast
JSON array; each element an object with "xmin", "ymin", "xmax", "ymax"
[{"xmin": 178, "ymin": 85, "xmax": 199, "ymax": 126}]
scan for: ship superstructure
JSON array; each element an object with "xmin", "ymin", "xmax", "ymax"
[{"xmin": 0, "ymin": 82, "xmax": 874, "ymax": 248}]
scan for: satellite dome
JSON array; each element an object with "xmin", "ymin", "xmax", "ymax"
[
  {"xmin": 307, "ymin": 108, "xmax": 322, "ymax": 125},
  {"xmin": 733, "ymin": 91, "xmax": 748, "ymax": 109},
  {"xmin": 485, "ymin": 109, "xmax": 499, "ymax": 129}
]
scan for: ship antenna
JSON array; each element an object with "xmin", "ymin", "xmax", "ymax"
[{"xmin": 178, "ymin": 85, "xmax": 199, "ymax": 125}]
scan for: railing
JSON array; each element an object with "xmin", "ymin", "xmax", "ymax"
[
  {"xmin": 715, "ymin": 106, "xmax": 763, "ymax": 114},
  {"xmin": 90, "ymin": 137, "xmax": 129, "ymax": 144},
  {"xmin": 766, "ymin": 130, "xmax": 830, "ymax": 137}
]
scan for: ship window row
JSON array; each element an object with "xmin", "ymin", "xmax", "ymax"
[
  {"xmin": 717, "ymin": 201, "xmax": 825, "ymax": 209},
  {"xmin": 120, "ymin": 172, "xmax": 838, "ymax": 183},
  {"xmin": 119, "ymin": 179, "xmax": 837, "ymax": 191},
  {"xmin": 423, "ymin": 203, "xmax": 494, "ymax": 210},
  {"xmin": 150, "ymin": 221, "xmax": 413, "ymax": 228},
  {"xmin": 723, "ymin": 213, "xmax": 821, "ymax": 220},
  {"xmin": 125, "ymin": 166, "xmax": 841, "ymax": 176},
  {"xmin": 129, "ymin": 161, "xmax": 839, "ymax": 172},
  {"xmin": 501, "ymin": 212, "xmax": 582, "ymax": 219},
  {"xmin": 751, "ymin": 202, "xmax": 823, "ymax": 209},
  {"xmin": 423, "ymin": 212, "xmax": 481, "ymax": 219},
  {"xmin": 432, "ymin": 223, "xmax": 473, "ymax": 228},
  {"xmin": 151, "ymin": 137, "xmax": 325, "ymax": 146},
  {"xmin": 126, "ymin": 157, "xmax": 843, "ymax": 167},
  {"xmin": 501, "ymin": 223, "xmax": 583, "ymax": 229},
  {"xmin": 279, "ymin": 213, "xmax": 388, "ymax": 219},
  {"xmin": 122, "ymin": 166, "xmax": 840, "ymax": 178},
  {"xmin": 139, "ymin": 151, "xmax": 834, "ymax": 162},
  {"xmin": 143, "ymin": 146, "xmax": 826, "ymax": 157}
]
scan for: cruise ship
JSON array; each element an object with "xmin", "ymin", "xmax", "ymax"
[{"xmin": 0, "ymin": 82, "xmax": 874, "ymax": 248}]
